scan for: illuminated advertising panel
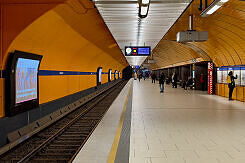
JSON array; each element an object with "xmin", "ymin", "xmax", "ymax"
[
  {"xmin": 217, "ymin": 68, "xmax": 223, "ymax": 83},
  {"xmin": 114, "ymin": 70, "xmax": 117, "ymax": 80},
  {"xmin": 241, "ymin": 67, "xmax": 245, "ymax": 86},
  {"xmin": 16, "ymin": 58, "xmax": 40, "ymax": 103},
  {"xmin": 125, "ymin": 46, "xmax": 151, "ymax": 56},
  {"xmin": 97, "ymin": 67, "xmax": 102, "ymax": 86},
  {"xmin": 99, "ymin": 69, "xmax": 102, "ymax": 83},
  {"xmin": 233, "ymin": 67, "xmax": 241, "ymax": 86},
  {"xmin": 208, "ymin": 62, "xmax": 213, "ymax": 95},
  {"xmin": 5, "ymin": 50, "xmax": 42, "ymax": 116},
  {"xmin": 222, "ymin": 68, "xmax": 228, "ymax": 84},
  {"xmin": 108, "ymin": 69, "xmax": 112, "ymax": 82},
  {"xmin": 118, "ymin": 71, "xmax": 120, "ymax": 78}
]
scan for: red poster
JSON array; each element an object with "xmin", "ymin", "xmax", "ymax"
[{"xmin": 208, "ymin": 62, "xmax": 213, "ymax": 95}]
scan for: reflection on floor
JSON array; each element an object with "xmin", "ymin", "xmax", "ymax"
[{"xmin": 130, "ymin": 79, "xmax": 245, "ymax": 163}]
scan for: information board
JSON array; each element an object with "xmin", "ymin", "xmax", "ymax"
[{"xmin": 125, "ymin": 46, "xmax": 151, "ymax": 56}]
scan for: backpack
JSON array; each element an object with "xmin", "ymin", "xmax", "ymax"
[{"xmin": 227, "ymin": 76, "xmax": 231, "ymax": 84}]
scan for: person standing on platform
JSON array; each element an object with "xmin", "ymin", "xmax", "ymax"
[
  {"xmin": 151, "ymin": 73, "xmax": 156, "ymax": 84},
  {"xmin": 159, "ymin": 72, "xmax": 165, "ymax": 93},
  {"xmin": 200, "ymin": 73, "xmax": 205, "ymax": 91},
  {"xmin": 173, "ymin": 73, "xmax": 177, "ymax": 88},
  {"xmin": 138, "ymin": 73, "xmax": 142, "ymax": 82},
  {"xmin": 172, "ymin": 73, "xmax": 175, "ymax": 88},
  {"xmin": 227, "ymin": 71, "xmax": 237, "ymax": 100}
]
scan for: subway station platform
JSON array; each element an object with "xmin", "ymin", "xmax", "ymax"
[{"xmin": 74, "ymin": 79, "xmax": 245, "ymax": 163}]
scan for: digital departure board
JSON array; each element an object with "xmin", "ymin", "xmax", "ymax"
[{"xmin": 125, "ymin": 46, "xmax": 151, "ymax": 56}]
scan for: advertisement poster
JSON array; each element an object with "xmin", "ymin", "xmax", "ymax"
[
  {"xmin": 222, "ymin": 69, "xmax": 228, "ymax": 84},
  {"xmin": 208, "ymin": 62, "xmax": 213, "ymax": 95},
  {"xmin": 233, "ymin": 67, "xmax": 241, "ymax": 86},
  {"xmin": 98, "ymin": 68, "xmax": 102, "ymax": 83},
  {"xmin": 217, "ymin": 68, "xmax": 223, "ymax": 83},
  {"xmin": 16, "ymin": 58, "xmax": 40, "ymax": 103},
  {"xmin": 241, "ymin": 67, "xmax": 245, "ymax": 86}
]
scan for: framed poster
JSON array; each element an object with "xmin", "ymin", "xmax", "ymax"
[
  {"xmin": 5, "ymin": 50, "xmax": 42, "ymax": 116},
  {"xmin": 241, "ymin": 67, "xmax": 245, "ymax": 86}
]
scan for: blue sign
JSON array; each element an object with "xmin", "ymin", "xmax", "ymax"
[{"xmin": 125, "ymin": 46, "xmax": 151, "ymax": 56}]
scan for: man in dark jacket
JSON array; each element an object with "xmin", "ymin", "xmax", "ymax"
[
  {"xmin": 151, "ymin": 73, "xmax": 156, "ymax": 83},
  {"xmin": 228, "ymin": 71, "xmax": 237, "ymax": 100},
  {"xmin": 159, "ymin": 72, "xmax": 165, "ymax": 93}
]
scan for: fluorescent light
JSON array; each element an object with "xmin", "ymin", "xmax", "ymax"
[
  {"xmin": 142, "ymin": 0, "xmax": 149, "ymax": 4},
  {"xmin": 201, "ymin": 0, "xmax": 229, "ymax": 17},
  {"xmin": 220, "ymin": 0, "xmax": 228, "ymax": 2},
  {"xmin": 206, "ymin": 5, "xmax": 221, "ymax": 14},
  {"xmin": 141, "ymin": 6, "xmax": 148, "ymax": 16}
]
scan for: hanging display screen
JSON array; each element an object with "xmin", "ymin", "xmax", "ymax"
[
  {"xmin": 16, "ymin": 58, "xmax": 40, "ymax": 103},
  {"xmin": 125, "ymin": 46, "xmax": 151, "ymax": 56}
]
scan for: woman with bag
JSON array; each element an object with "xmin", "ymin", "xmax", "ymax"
[{"xmin": 227, "ymin": 71, "xmax": 237, "ymax": 100}]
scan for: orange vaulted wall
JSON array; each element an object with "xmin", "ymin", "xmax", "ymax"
[
  {"xmin": 0, "ymin": 0, "xmax": 128, "ymax": 117},
  {"xmin": 151, "ymin": 0, "xmax": 245, "ymax": 69}
]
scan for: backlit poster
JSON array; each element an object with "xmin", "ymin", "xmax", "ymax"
[
  {"xmin": 241, "ymin": 67, "xmax": 245, "ymax": 86},
  {"xmin": 98, "ymin": 68, "xmax": 102, "ymax": 83},
  {"xmin": 16, "ymin": 58, "xmax": 40, "ymax": 103},
  {"xmin": 208, "ymin": 62, "xmax": 213, "ymax": 95},
  {"xmin": 217, "ymin": 68, "xmax": 223, "ymax": 83},
  {"xmin": 114, "ymin": 71, "xmax": 117, "ymax": 80},
  {"xmin": 109, "ymin": 70, "xmax": 112, "ymax": 81},
  {"xmin": 222, "ymin": 69, "xmax": 228, "ymax": 84},
  {"xmin": 233, "ymin": 67, "xmax": 241, "ymax": 86}
]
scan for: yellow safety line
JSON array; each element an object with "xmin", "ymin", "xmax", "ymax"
[{"xmin": 107, "ymin": 81, "xmax": 132, "ymax": 163}]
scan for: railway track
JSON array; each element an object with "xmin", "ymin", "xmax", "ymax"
[{"xmin": 0, "ymin": 81, "xmax": 127, "ymax": 162}]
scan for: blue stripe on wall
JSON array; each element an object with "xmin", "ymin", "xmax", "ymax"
[
  {"xmin": 0, "ymin": 70, "xmax": 118, "ymax": 78},
  {"xmin": 39, "ymin": 70, "xmax": 97, "ymax": 76}
]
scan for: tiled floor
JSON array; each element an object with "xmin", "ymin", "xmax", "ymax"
[{"xmin": 130, "ymin": 79, "xmax": 245, "ymax": 163}]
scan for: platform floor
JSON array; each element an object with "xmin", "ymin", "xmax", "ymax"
[
  {"xmin": 130, "ymin": 79, "xmax": 245, "ymax": 163},
  {"xmin": 74, "ymin": 79, "xmax": 245, "ymax": 163}
]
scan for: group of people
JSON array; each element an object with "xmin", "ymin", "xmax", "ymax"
[{"xmin": 142, "ymin": 70, "xmax": 238, "ymax": 101}]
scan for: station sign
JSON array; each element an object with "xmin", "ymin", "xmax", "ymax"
[{"xmin": 125, "ymin": 46, "xmax": 151, "ymax": 56}]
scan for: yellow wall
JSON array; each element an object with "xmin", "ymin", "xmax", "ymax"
[
  {"xmin": 216, "ymin": 84, "xmax": 245, "ymax": 102},
  {"xmin": 0, "ymin": 0, "xmax": 128, "ymax": 117}
]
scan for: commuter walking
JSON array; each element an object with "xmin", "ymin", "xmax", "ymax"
[
  {"xmin": 151, "ymin": 73, "xmax": 156, "ymax": 84},
  {"xmin": 173, "ymin": 73, "xmax": 177, "ymax": 88},
  {"xmin": 159, "ymin": 72, "xmax": 165, "ymax": 93},
  {"xmin": 227, "ymin": 71, "xmax": 237, "ymax": 100},
  {"xmin": 200, "ymin": 73, "xmax": 205, "ymax": 91},
  {"xmin": 138, "ymin": 73, "xmax": 142, "ymax": 82}
]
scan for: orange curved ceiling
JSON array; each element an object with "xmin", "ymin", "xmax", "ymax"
[{"xmin": 151, "ymin": 0, "xmax": 245, "ymax": 69}]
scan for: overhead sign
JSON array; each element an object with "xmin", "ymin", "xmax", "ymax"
[{"xmin": 125, "ymin": 46, "xmax": 151, "ymax": 56}]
